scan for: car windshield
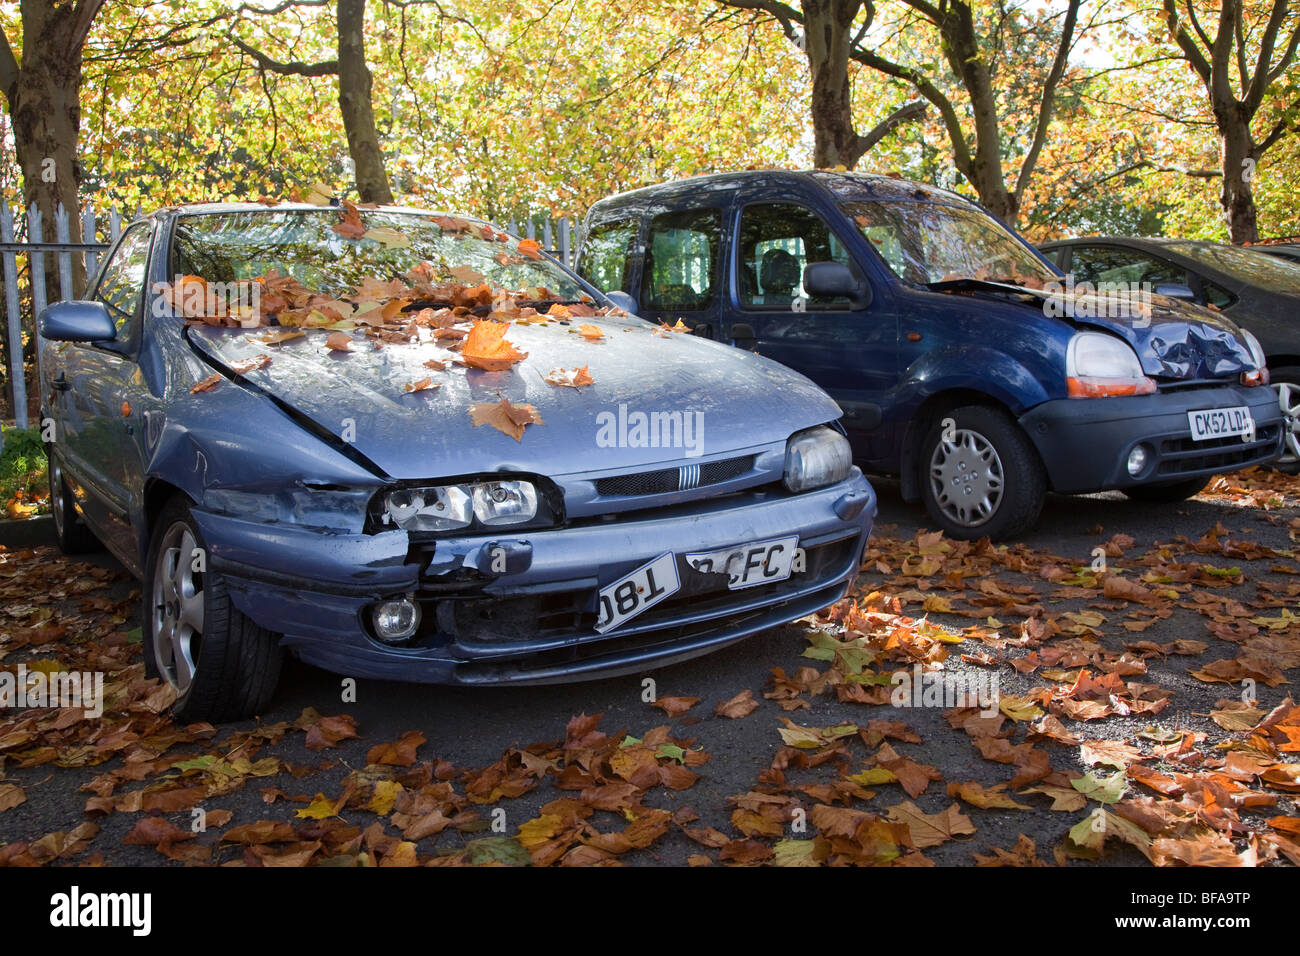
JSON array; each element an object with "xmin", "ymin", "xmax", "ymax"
[
  {"xmin": 843, "ymin": 200, "xmax": 1057, "ymax": 288},
  {"xmin": 168, "ymin": 208, "xmax": 586, "ymax": 320},
  {"xmin": 1165, "ymin": 240, "xmax": 1300, "ymax": 293}
]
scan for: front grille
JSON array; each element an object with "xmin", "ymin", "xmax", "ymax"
[
  {"xmin": 429, "ymin": 533, "xmax": 860, "ymax": 652},
  {"xmin": 1157, "ymin": 424, "xmax": 1281, "ymax": 475},
  {"xmin": 594, "ymin": 455, "xmax": 754, "ymax": 497}
]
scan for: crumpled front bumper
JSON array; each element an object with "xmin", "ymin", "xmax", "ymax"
[
  {"xmin": 192, "ymin": 470, "xmax": 876, "ymax": 685},
  {"xmin": 1020, "ymin": 383, "xmax": 1283, "ymax": 493}
]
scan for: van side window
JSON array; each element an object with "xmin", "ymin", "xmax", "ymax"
[
  {"xmin": 738, "ymin": 204, "xmax": 852, "ymax": 309},
  {"xmin": 579, "ymin": 219, "xmax": 636, "ymax": 292},
  {"xmin": 641, "ymin": 209, "xmax": 721, "ymax": 313}
]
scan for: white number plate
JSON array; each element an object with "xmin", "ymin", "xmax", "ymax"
[
  {"xmin": 685, "ymin": 535, "xmax": 800, "ymax": 591},
  {"xmin": 1187, "ymin": 406, "xmax": 1254, "ymax": 441},
  {"xmin": 594, "ymin": 552, "xmax": 680, "ymax": 634}
]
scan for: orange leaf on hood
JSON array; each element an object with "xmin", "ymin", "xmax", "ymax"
[{"xmin": 461, "ymin": 320, "xmax": 529, "ymax": 371}]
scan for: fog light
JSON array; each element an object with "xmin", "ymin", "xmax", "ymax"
[
  {"xmin": 1126, "ymin": 445, "xmax": 1148, "ymax": 476},
  {"xmin": 372, "ymin": 598, "xmax": 420, "ymax": 643}
]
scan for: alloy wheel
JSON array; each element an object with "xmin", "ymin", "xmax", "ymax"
[{"xmin": 151, "ymin": 521, "xmax": 205, "ymax": 696}]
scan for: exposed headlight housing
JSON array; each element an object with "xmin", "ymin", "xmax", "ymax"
[
  {"xmin": 1066, "ymin": 332, "xmax": 1156, "ymax": 397},
  {"xmin": 381, "ymin": 479, "xmax": 541, "ymax": 532},
  {"xmin": 784, "ymin": 426, "xmax": 852, "ymax": 493},
  {"xmin": 203, "ymin": 486, "xmax": 373, "ymax": 533}
]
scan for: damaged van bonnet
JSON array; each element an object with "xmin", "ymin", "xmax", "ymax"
[{"xmin": 37, "ymin": 202, "xmax": 875, "ymax": 721}]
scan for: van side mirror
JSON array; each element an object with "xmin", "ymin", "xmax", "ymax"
[
  {"xmin": 803, "ymin": 262, "xmax": 872, "ymax": 309},
  {"xmin": 1153, "ymin": 282, "xmax": 1196, "ymax": 301},
  {"xmin": 38, "ymin": 301, "xmax": 118, "ymax": 342}
]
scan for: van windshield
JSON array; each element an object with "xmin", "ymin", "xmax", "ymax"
[{"xmin": 843, "ymin": 200, "xmax": 1057, "ymax": 288}]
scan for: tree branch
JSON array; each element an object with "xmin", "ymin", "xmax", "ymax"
[
  {"xmin": 229, "ymin": 35, "xmax": 339, "ymax": 76},
  {"xmin": 1015, "ymin": 0, "xmax": 1081, "ymax": 202}
]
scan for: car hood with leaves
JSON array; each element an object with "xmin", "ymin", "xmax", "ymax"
[{"xmin": 185, "ymin": 316, "xmax": 841, "ymax": 480}]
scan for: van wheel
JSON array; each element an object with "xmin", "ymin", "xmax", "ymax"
[
  {"xmin": 1270, "ymin": 367, "xmax": 1300, "ymax": 475},
  {"xmin": 920, "ymin": 405, "xmax": 1045, "ymax": 541},
  {"xmin": 143, "ymin": 497, "xmax": 283, "ymax": 722},
  {"xmin": 47, "ymin": 452, "xmax": 99, "ymax": 554},
  {"xmin": 1121, "ymin": 477, "xmax": 1210, "ymax": 503}
]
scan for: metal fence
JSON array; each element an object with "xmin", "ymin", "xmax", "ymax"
[{"xmin": 0, "ymin": 201, "xmax": 579, "ymax": 430}]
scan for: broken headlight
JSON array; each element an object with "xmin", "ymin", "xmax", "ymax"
[{"xmin": 381, "ymin": 479, "xmax": 539, "ymax": 532}]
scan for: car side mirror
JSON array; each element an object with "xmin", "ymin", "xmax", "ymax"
[
  {"xmin": 38, "ymin": 300, "xmax": 117, "ymax": 342},
  {"xmin": 803, "ymin": 262, "xmax": 872, "ymax": 309},
  {"xmin": 1153, "ymin": 282, "xmax": 1196, "ymax": 301},
  {"xmin": 604, "ymin": 290, "xmax": 639, "ymax": 315}
]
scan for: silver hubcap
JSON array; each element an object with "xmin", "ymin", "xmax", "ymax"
[
  {"xmin": 1274, "ymin": 382, "xmax": 1300, "ymax": 463},
  {"xmin": 151, "ymin": 522, "xmax": 205, "ymax": 696},
  {"xmin": 929, "ymin": 427, "xmax": 1005, "ymax": 527}
]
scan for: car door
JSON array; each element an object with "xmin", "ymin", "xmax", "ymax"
[
  {"xmin": 56, "ymin": 222, "xmax": 154, "ymax": 567},
  {"xmin": 720, "ymin": 199, "xmax": 898, "ymax": 455}
]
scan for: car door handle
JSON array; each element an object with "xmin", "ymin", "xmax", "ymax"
[
  {"xmin": 51, "ymin": 373, "xmax": 69, "ymax": 391},
  {"xmin": 730, "ymin": 323, "xmax": 755, "ymax": 349}
]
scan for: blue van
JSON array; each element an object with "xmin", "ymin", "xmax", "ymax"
[{"xmin": 578, "ymin": 171, "xmax": 1282, "ymax": 539}]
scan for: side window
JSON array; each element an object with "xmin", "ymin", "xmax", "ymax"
[
  {"xmin": 578, "ymin": 219, "xmax": 637, "ymax": 293},
  {"xmin": 1069, "ymin": 245, "xmax": 1186, "ymax": 290},
  {"xmin": 1202, "ymin": 280, "xmax": 1236, "ymax": 309},
  {"xmin": 738, "ymin": 203, "xmax": 853, "ymax": 309},
  {"xmin": 641, "ymin": 209, "xmax": 721, "ymax": 313},
  {"xmin": 94, "ymin": 224, "xmax": 152, "ymax": 340}
]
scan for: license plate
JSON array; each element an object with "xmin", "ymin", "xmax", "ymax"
[
  {"xmin": 685, "ymin": 535, "xmax": 800, "ymax": 590},
  {"xmin": 1187, "ymin": 406, "xmax": 1254, "ymax": 441},
  {"xmin": 594, "ymin": 552, "xmax": 680, "ymax": 634}
]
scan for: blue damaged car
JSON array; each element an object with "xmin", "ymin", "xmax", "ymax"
[
  {"xmin": 580, "ymin": 171, "xmax": 1283, "ymax": 540},
  {"xmin": 37, "ymin": 202, "xmax": 875, "ymax": 721}
]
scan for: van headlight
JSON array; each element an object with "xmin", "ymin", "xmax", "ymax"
[
  {"xmin": 1066, "ymin": 332, "xmax": 1156, "ymax": 397},
  {"xmin": 784, "ymin": 426, "xmax": 852, "ymax": 492},
  {"xmin": 1239, "ymin": 329, "xmax": 1269, "ymax": 384},
  {"xmin": 382, "ymin": 479, "xmax": 539, "ymax": 531}
]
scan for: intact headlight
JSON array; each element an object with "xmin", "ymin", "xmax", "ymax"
[
  {"xmin": 1066, "ymin": 332, "xmax": 1156, "ymax": 397},
  {"xmin": 382, "ymin": 479, "xmax": 539, "ymax": 532},
  {"xmin": 1240, "ymin": 329, "xmax": 1267, "ymax": 371},
  {"xmin": 784, "ymin": 426, "xmax": 852, "ymax": 493}
]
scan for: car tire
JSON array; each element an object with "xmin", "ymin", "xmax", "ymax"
[
  {"xmin": 1121, "ymin": 476, "xmax": 1210, "ymax": 503},
  {"xmin": 919, "ymin": 405, "xmax": 1046, "ymax": 541},
  {"xmin": 143, "ymin": 497, "xmax": 282, "ymax": 722},
  {"xmin": 46, "ymin": 450, "xmax": 100, "ymax": 554},
  {"xmin": 1269, "ymin": 366, "xmax": 1300, "ymax": 475}
]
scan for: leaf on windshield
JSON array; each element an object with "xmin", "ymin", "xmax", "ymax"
[
  {"xmin": 363, "ymin": 226, "xmax": 408, "ymax": 248},
  {"xmin": 423, "ymin": 358, "xmax": 447, "ymax": 371},
  {"xmin": 325, "ymin": 332, "xmax": 355, "ymax": 352},
  {"xmin": 461, "ymin": 320, "xmax": 529, "ymax": 371},
  {"xmin": 190, "ymin": 373, "xmax": 222, "ymax": 394},
  {"xmin": 229, "ymin": 354, "xmax": 272, "ymax": 375},
  {"xmin": 517, "ymin": 238, "xmax": 543, "ymax": 260},
  {"xmin": 545, "ymin": 366, "xmax": 593, "ymax": 389},
  {"xmin": 449, "ymin": 265, "xmax": 486, "ymax": 286},
  {"xmin": 332, "ymin": 200, "xmax": 367, "ymax": 239},
  {"xmin": 301, "ymin": 182, "xmax": 333, "ymax": 205},
  {"xmin": 404, "ymin": 377, "xmax": 440, "ymax": 393},
  {"xmin": 252, "ymin": 329, "xmax": 305, "ymax": 345},
  {"xmin": 469, "ymin": 397, "xmax": 544, "ymax": 441}
]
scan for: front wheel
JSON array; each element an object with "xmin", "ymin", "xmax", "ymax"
[
  {"xmin": 1270, "ymin": 367, "xmax": 1300, "ymax": 475},
  {"xmin": 1121, "ymin": 476, "xmax": 1210, "ymax": 503},
  {"xmin": 143, "ymin": 497, "xmax": 283, "ymax": 722},
  {"xmin": 919, "ymin": 405, "xmax": 1046, "ymax": 541}
]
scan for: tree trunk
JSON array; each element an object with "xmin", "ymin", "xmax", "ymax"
[
  {"xmin": 336, "ymin": 0, "xmax": 393, "ymax": 204},
  {"xmin": 936, "ymin": 1, "xmax": 1016, "ymax": 224},
  {"xmin": 3, "ymin": 1, "xmax": 94, "ymax": 287},
  {"xmin": 804, "ymin": 0, "xmax": 861, "ymax": 169},
  {"xmin": 1218, "ymin": 118, "xmax": 1258, "ymax": 244}
]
